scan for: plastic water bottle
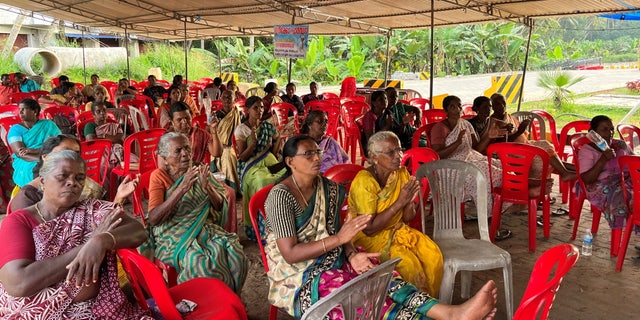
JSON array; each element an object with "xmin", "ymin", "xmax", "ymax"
[
  {"xmin": 586, "ymin": 130, "xmax": 609, "ymax": 151},
  {"xmin": 582, "ymin": 228, "xmax": 593, "ymax": 256}
]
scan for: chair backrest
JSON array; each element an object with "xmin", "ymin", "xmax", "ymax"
[
  {"xmin": 300, "ymin": 257, "xmax": 401, "ymax": 320},
  {"xmin": 41, "ymin": 105, "xmax": 79, "ymax": 122},
  {"xmin": 248, "ymin": 184, "xmax": 275, "ymax": 272},
  {"xmin": 462, "ymin": 104, "xmax": 476, "ymax": 117},
  {"xmin": 307, "ymin": 102, "xmax": 341, "ymax": 140},
  {"xmin": 340, "ymin": 76, "xmax": 357, "ymax": 98},
  {"xmin": 132, "ymin": 170, "xmax": 153, "ymax": 226},
  {"xmin": 191, "ymin": 114, "xmax": 208, "ymax": 130},
  {"xmin": 513, "ymin": 244, "xmax": 579, "ymax": 320},
  {"xmin": 530, "ymin": 110, "xmax": 559, "ymax": 150},
  {"xmin": 617, "ymin": 123, "xmax": 640, "ymax": 151},
  {"xmin": 409, "ymin": 98, "xmax": 431, "ymax": 111},
  {"xmin": 416, "ymin": 159, "xmax": 490, "ymax": 241},
  {"xmin": 411, "ymin": 123, "xmax": 437, "ymax": 149},
  {"xmin": 122, "ymin": 129, "xmax": 165, "ymax": 174},
  {"xmin": 9, "ymin": 92, "xmax": 36, "ymax": 104},
  {"xmin": 30, "ymin": 90, "xmax": 50, "ymax": 99},
  {"xmin": 0, "ymin": 104, "xmax": 20, "ymax": 118},
  {"xmin": 245, "ymin": 86, "xmax": 264, "ymax": 98},
  {"xmin": 117, "ymin": 248, "xmax": 187, "ymax": 319},
  {"xmin": 619, "ymin": 155, "xmax": 640, "ymax": 219},
  {"xmin": 557, "ymin": 120, "xmax": 591, "ymax": 159},
  {"xmin": 401, "ymin": 147, "xmax": 439, "ymax": 176},
  {"xmin": 121, "ymin": 99, "xmax": 151, "ymax": 132},
  {"xmin": 341, "ymin": 101, "xmax": 369, "ymax": 130},
  {"xmin": 421, "ymin": 109, "xmax": 447, "ymax": 125},
  {"xmin": 271, "ymin": 102, "xmax": 298, "ymax": 132},
  {"xmin": 81, "ymin": 139, "xmax": 112, "ymax": 186},
  {"xmin": 323, "ymin": 164, "xmax": 364, "ymax": 193},
  {"xmin": 570, "ymin": 133, "xmax": 592, "ymax": 195},
  {"xmin": 0, "ymin": 116, "xmax": 22, "ymax": 154},
  {"xmin": 512, "ymin": 111, "xmax": 547, "ymax": 141},
  {"xmin": 322, "ymin": 92, "xmax": 339, "ymax": 100},
  {"xmin": 486, "ymin": 142, "xmax": 550, "ymax": 203}
]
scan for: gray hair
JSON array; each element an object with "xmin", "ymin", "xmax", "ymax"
[
  {"xmin": 39, "ymin": 150, "xmax": 85, "ymax": 178},
  {"xmin": 157, "ymin": 132, "xmax": 188, "ymax": 158},
  {"xmin": 367, "ymin": 131, "xmax": 400, "ymax": 158}
]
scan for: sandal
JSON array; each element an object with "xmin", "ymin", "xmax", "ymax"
[
  {"xmin": 552, "ymin": 208, "xmax": 569, "ymax": 216},
  {"xmin": 495, "ymin": 228, "xmax": 513, "ymax": 241},
  {"xmin": 537, "ymin": 197, "xmax": 557, "ymax": 210},
  {"xmin": 536, "ymin": 216, "xmax": 554, "ymax": 227}
]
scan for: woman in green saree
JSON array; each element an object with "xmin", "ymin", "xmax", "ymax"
[{"xmin": 146, "ymin": 132, "xmax": 248, "ymax": 292}]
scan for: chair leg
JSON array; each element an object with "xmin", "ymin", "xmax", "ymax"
[
  {"xmin": 489, "ymin": 196, "xmax": 502, "ymax": 242},
  {"xmin": 570, "ymin": 195, "xmax": 586, "ymax": 240},
  {"xmin": 591, "ymin": 205, "xmax": 602, "ymax": 235},
  {"xmin": 438, "ymin": 263, "xmax": 456, "ymax": 304},
  {"xmin": 542, "ymin": 195, "xmax": 551, "ymax": 238},
  {"xmin": 503, "ymin": 262, "xmax": 514, "ymax": 320},
  {"xmin": 611, "ymin": 228, "xmax": 622, "ymax": 258},
  {"xmin": 528, "ymin": 199, "xmax": 537, "ymax": 253},
  {"xmin": 460, "ymin": 270, "xmax": 472, "ymax": 300},
  {"xmin": 269, "ymin": 304, "xmax": 278, "ymax": 320},
  {"xmin": 615, "ymin": 224, "xmax": 633, "ymax": 271}
]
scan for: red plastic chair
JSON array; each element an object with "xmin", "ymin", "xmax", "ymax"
[
  {"xmin": 487, "ymin": 143, "xmax": 551, "ymax": 252},
  {"xmin": 341, "ymin": 101, "xmax": 369, "ymax": 165},
  {"xmin": 531, "ymin": 110, "xmax": 560, "ymax": 149},
  {"xmin": 81, "ymin": 139, "xmax": 112, "ymax": 187},
  {"xmin": 461, "ymin": 104, "xmax": 476, "ymax": 117},
  {"xmin": 271, "ymin": 102, "xmax": 298, "ymax": 132},
  {"xmin": 0, "ymin": 104, "xmax": 20, "ymax": 118},
  {"xmin": 421, "ymin": 109, "xmax": 447, "ymax": 126},
  {"xmin": 191, "ymin": 114, "xmax": 207, "ymax": 130},
  {"xmin": 42, "ymin": 105, "xmax": 79, "ymax": 123},
  {"xmin": 411, "ymin": 123, "xmax": 437, "ymax": 149},
  {"xmin": 248, "ymin": 184, "xmax": 278, "ymax": 320},
  {"xmin": 409, "ymin": 98, "xmax": 430, "ymax": 111},
  {"xmin": 323, "ymin": 163, "xmax": 364, "ymax": 221},
  {"xmin": 557, "ymin": 120, "xmax": 590, "ymax": 204},
  {"xmin": 340, "ymin": 77, "xmax": 357, "ymax": 98},
  {"xmin": 29, "ymin": 90, "xmax": 51, "ymax": 100},
  {"xmin": 110, "ymin": 128, "xmax": 165, "ymax": 200},
  {"xmin": 322, "ymin": 92, "xmax": 339, "ymax": 100},
  {"xmin": 570, "ymin": 134, "xmax": 619, "ymax": 257},
  {"xmin": 131, "ymin": 170, "xmax": 153, "ymax": 226},
  {"xmin": 117, "ymin": 248, "xmax": 247, "ymax": 320},
  {"xmin": 9, "ymin": 92, "xmax": 36, "ymax": 104},
  {"xmin": 513, "ymin": 244, "xmax": 579, "ymax": 320},
  {"xmin": 0, "ymin": 116, "xmax": 21, "ymax": 154},
  {"xmin": 617, "ymin": 123, "xmax": 640, "ymax": 151},
  {"xmin": 401, "ymin": 148, "xmax": 440, "ymax": 230},
  {"xmin": 306, "ymin": 101, "xmax": 341, "ymax": 142},
  {"xmin": 617, "ymin": 155, "xmax": 640, "ymax": 272}
]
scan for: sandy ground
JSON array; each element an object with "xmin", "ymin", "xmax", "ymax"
[{"xmin": 237, "ymin": 184, "xmax": 640, "ymax": 320}]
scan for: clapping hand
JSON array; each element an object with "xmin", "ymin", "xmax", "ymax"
[
  {"xmin": 399, "ymin": 176, "xmax": 420, "ymax": 204},
  {"xmin": 336, "ymin": 214, "xmax": 371, "ymax": 244}
]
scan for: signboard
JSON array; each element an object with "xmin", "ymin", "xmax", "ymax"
[{"xmin": 274, "ymin": 25, "xmax": 309, "ymax": 59}]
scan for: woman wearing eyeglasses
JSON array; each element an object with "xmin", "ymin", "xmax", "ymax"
[
  {"xmin": 265, "ymin": 135, "xmax": 498, "ymax": 319},
  {"xmin": 348, "ymin": 131, "xmax": 443, "ymax": 296},
  {"xmin": 300, "ymin": 110, "xmax": 349, "ymax": 173}
]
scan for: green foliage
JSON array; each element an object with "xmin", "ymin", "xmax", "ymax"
[{"xmin": 537, "ymin": 70, "xmax": 586, "ymax": 110}]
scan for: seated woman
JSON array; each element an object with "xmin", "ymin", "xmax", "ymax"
[
  {"xmin": 262, "ymin": 82, "xmax": 279, "ymax": 120},
  {"xmin": 226, "ymin": 80, "xmax": 246, "ymax": 101},
  {"xmin": 168, "ymin": 101, "xmax": 221, "ymax": 164},
  {"xmin": 360, "ymin": 90, "xmax": 392, "ymax": 155},
  {"xmin": 115, "ymin": 78, "xmax": 138, "ymax": 104},
  {"xmin": 179, "ymin": 84, "xmax": 200, "ymax": 116},
  {"xmin": 146, "ymin": 132, "xmax": 248, "ymax": 291},
  {"xmin": 578, "ymin": 115, "xmax": 633, "ymax": 231},
  {"xmin": 489, "ymin": 93, "xmax": 576, "ymax": 182},
  {"xmin": 264, "ymin": 135, "xmax": 498, "ymax": 320},
  {"xmin": 302, "ymin": 81, "xmax": 324, "ymax": 105},
  {"xmin": 280, "ymin": 82, "xmax": 304, "ymax": 114},
  {"xmin": 348, "ymin": 131, "xmax": 443, "ymax": 295},
  {"xmin": 84, "ymin": 101, "xmax": 126, "ymax": 165},
  {"xmin": 83, "ymin": 84, "xmax": 115, "ymax": 113},
  {"xmin": 216, "ymin": 90, "xmax": 243, "ymax": 194},
  {"xmin": 301, "ymin": 110, "xmax": 349, "ymax": 173},
  {"xmin": 39, "ymin": 82, "xmax": 82, "ymax": 108},
  {"xmin": 10, "ymin": 134, "xmax": 138, "ymax": 212},
  {"xmin": 0, "ymin": 150, "xmax": 151, "ymax": 318},
  {"xmin": 8, "ymin": 98, "xmax": 61, "ymax": 188},
  {"xmin": 234, "ymin": 96, "xmax": 289, "ymax": 240},
  {"xmin": 158, "ymin": 86, "xmax": 182, "ymax": 130}
]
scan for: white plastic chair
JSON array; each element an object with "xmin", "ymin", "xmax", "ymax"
[
  {"xmin": 128, "ymin": 104, "xmax": 150, "ymax": 132},
  {"xmin": 300, "ymin": 257, "xmax": 401, "ymax": 320},
  {"xmin": 512, "ymin": 111, "xmax": 547, "ymax": 141},
  {"xmin": 416, "ymin": 160, "xmax": 514, "ymax": 320}
]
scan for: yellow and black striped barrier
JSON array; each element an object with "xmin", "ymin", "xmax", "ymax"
[
  {"xmin": 419, "ymin": 72, "xmax": 430, "ymax": 80},
  {"xmin": 362, "ymin": 79, "xmax": 404, "ymax": 89},
  {"xmin": 219, "ymin": 72, "xmax": 239, "ymax": 84},
  {"xmin": 483, "ymin": 73, "xmax": 523, "ymax": 105}
]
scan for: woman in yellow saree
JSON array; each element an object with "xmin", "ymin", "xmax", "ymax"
[{"xmin": 348, "ymin": 131, "xmax": 443, "ymax": 297}]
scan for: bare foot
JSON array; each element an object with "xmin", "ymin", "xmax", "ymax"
[{"xmin": 431, "ymin": 280, "xmax": 498, "ymax": 320}]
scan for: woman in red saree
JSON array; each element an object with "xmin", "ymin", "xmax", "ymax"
[{"xmin": 0, "ymin": 150, "xmax": 151, "ymax": 319}]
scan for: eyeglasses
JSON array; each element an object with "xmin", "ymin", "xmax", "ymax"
[
  {"xmin": 377, "ymin": 148, "xmax": 403, "ymax": 157},
  {"xmin": 294, "ymin": 149, "xmax": 324, "ymax": 159}
]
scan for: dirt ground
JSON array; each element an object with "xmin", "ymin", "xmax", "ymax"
[{"xmin": 237, "ymin": 185, "xmax": 640, "ymax": 320}]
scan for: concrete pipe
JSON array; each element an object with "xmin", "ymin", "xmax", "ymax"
[{"xmin": 14, "ymin": 48, "xmax": 62, "ymax": 77}]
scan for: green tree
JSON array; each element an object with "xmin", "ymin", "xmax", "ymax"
[{"xmin": 537, "ymin": 70, "xmax": 586, "ymax": 110}]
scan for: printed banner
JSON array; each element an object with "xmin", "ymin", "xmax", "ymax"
[{"xmin": 274, "ymin": 25, "xmax": 309, "ymax": 59}]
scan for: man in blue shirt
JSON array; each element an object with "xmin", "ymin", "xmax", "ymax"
[{"xmin": 14, "ymin": 73, "xmax": 40, "ymax": 93}]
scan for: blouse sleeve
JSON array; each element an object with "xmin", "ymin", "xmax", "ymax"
[
  {"xmin": 0, "ymin": 210, "xmax": 38, "ymax": 268},
  {"xmin": 578, "ymin": 145, "xmax": 599, "ymax": 174},
  {"xmin": 348, "ymin": 171, "xmax": 379, "ymax": 216},
  {"xmin": 265, "ymin": 185, "xmax": 299, "ymax": 239},
  {"xmin": 7, "ymin": 124, "xmax": 26, "ymax": 145},
  {"xmin": 148, "ymin": 169, "xmax": 168, "ymax": 211}
]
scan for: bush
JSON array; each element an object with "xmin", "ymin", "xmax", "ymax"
[{"xmin": 626, "ymin": 79, "xmax": 640, "ymax": 91}]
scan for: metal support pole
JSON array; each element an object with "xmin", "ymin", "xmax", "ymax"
[
  {"xmin": 184, "ymin": 19, "xmax": 188, "ymax": 81},
  {"xmin": 517, "ymin": 21, "xmax": 534, "ymax": 112},
  {"xmin": 429, "ymin": 0, "xmax": 435, "ymax": 108},
  {"xmin": 81, "ymin": 30, "xmax": 87, "ymax": 84},
  {"xmin": 287, "ymin": 14, "xmax": 296, "ymax": 84},
  {"xmin": 384, "ymin": 31, "xmax": 391, "ymax": 83},
  {"xmin": 124, "ymin": 26, "xmax": 131, "ymax": 80}
]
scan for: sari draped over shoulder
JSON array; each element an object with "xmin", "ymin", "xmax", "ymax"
[
  {"xmin": 265, "ymin": 177, "xmax": 441, "ymax": 320},
  {"xmin": 237, "ymin": 121, "xmax": 285, "ymax": 240},
  {"xmin": 0, "ymin": 199, "xmax": 151, "ymax": 319},
  {"xmin": 578, "ymin": 140, "xmax": 633, "ymax": 229},
  {"xmin": 433, "ymin": 119, "xmax": 502, "ymax": 203},
  {"xmin": 8, "ymin": 120, "xmax": 61, "ymax": 187},
  {"xmin": 349, "ymin": 168, "xmax": 443, "ymax": 296},
  {"xmin": 145, "ymin": 169, "xmax": 248, "ymax": 292},
  {"xmin": 216, "ymin": 107, "xmax": 242, "ymax": 193},
  {"xmin": 96, "ymin": 122, "xmax": 126, "ymax": 165},
  {"xmin": 318, "ymin": 136, "xmax": 350, "ymax": 173},
  {"xmin": 188, "ymin": 127, "xmax": 211, "ymax": 164}
]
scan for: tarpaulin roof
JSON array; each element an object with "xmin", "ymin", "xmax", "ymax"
[{"xmin": 3, "ymin": 0, "xmax": 640, "ymax": 40}]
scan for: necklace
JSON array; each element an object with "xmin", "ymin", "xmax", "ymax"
[
  {"xmin": 291, "ymin": 175, "xmax": 311, "ymax": 208},
  {"xmin": 34, "ymin": 202, "xmax": 48, "ymax": 222}
]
